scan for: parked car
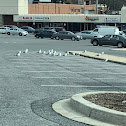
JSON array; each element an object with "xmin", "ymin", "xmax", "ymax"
[
  {"xmin": 51, "ymin": 31, "xmax": 81, "ymax": 41},
  {"xmin": 91, "ymin": 34, "xmax": 126, "ymax": 48},
  {"xmin": 35, "ymin": 27, "xmax": 65, "ymax": 34},
  {"xmin": 53, "ymin": 27, "xmax": 66, "ymax": 32},
  {"xmin": 20, "ymin": 26, "xmax": 35, "ymax": 33},
  {"xmin": 35, "ymin": 27, "xmax": 55, "ymax": 34},
  {"xmin": 2, "ymin": 25, "xmax": 18, "ymax": 29},
  {"xmin": 35, "ymin": 30, "xmax": 57, "ymax": 38},
  {"xmin": 7, "ymin": 28, "xmax": 28, "ymax": 36},
  {"xmin": 0, "ymin": 27, "xmax": 10, "ymax": 34},
  {"xmin": 76, "ymin": 31, "xmax": 92, "ymax": 39}
]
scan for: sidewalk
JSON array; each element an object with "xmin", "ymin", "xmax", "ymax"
[{"xmin": 68, "ymin": 51, "xmax": 126, "ymax": 65}]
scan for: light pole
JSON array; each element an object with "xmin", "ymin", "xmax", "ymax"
[{"xmin": 96, "ymin": 0, "xmax": 98, "ymax": 14}]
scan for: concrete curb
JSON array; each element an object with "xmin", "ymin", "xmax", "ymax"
[
  {"xmin": 52, "ymin": 91, "xmax": 126, "ymax": 126},
  {"xmin": 67, "ymin": 51, "xmax": 126, "ymax": 65}
]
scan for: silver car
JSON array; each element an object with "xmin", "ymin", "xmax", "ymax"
[
  {"xmin": 7, "ymin": 28, "xmax": 28, "ymax": 36},
  {"xmin": 76, "ymin": 30, "xmax": 103, "ymax": 40},
  {"xmin": 0, "ymin": 27, "xmax": 10, "ymax": 34},
  {"xmin": 75, "ymin": 31, "xmax": 94, "ymax": 40}
]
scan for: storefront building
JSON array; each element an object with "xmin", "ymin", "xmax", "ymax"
[{"xmin": 0, "ymin": 0, "xmax": 126, "ymax": 32}]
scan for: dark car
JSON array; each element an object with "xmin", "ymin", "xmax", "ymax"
[
  {"xmin": 91, "ymin": 34, "xmax": 126, "ymax": 48},
  {"xmin": 35, "ymin": 30, "xmax": 57, "ymax": 38},
  {"xmin": 20, "ymin": 26, "xmax": 35, "ymax": 33},
  {"xmin": 53, "ymin": 27, "xmax": 66, "ymax": 32},
  {"xmin": 34, "ymin": 27, "xmax": 65, "ymax": 34},
  {"xmin": 34, "ymin": 27, "xmax": 55, "ymax": 34},
  {"xmin": 51, "ymin": 31, "xmax": 81, "ymax": 41}
]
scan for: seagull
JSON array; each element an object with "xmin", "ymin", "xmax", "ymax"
[
  {"xmin": 16, "ymin": 52, "xmax": 21, "ymax": 56},
  {"xmin": 104, "ymin": 58, "xmax": 108, "ymax": 62},
  {"xmin": 24, "ymin": 49, "xmax": 28, "ymax": 53},
  {"xmin": 38, "ymin": 50, "xmax": 42, "ymax": 53},
  {"xmin": 19, "ymin": 51, "xmax": 21, "ymax": 54},
  {"xmin": 59, "ymin": 53, "xmax": 62, "ymax": 56}
]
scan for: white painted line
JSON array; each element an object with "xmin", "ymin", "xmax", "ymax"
[
  {"xmin": 92, "ymin": 68, "xmax": 123, "ymax": 69},
  {"xmin": 94, "ymin": 78, "xmax": 115, "ymax": 80},
  {"xmin": 32, "ymin": 77, "xmax": 90, "ymax": 79},
  {"xmin": 12, "ymin": 62, "xmax": 53, "ymax": 65},
  {"xmin": 21, "ymin": 71, "xmax": 126, "ymax": 76},
  {"xmin": 22, "ymin": 71, "xmax": 73, "ymax": 73},
  {"xmin": 10, "ymin": 59, "xmax": 36, "ymax": 60},
  {"xmin": 109, "ymin": 73, "xmax": 126, "ymax": 75},
  {"xmin": 15, "ymin": 66, "xmax": 41, "ymax": 68},
  {"xmin": 21, "ymin": 71, "xmax": 115, "ymax": 74},
  {"xmin": 40, "ymin": 85, "xmax": 126, "ymax": 88}
]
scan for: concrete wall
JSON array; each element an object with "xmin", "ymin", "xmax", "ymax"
[
  {"xmin": 0, "ymin": 15, "xmax": 3, "ymax": 26},
  {"xmin": 18, "ymin": 0, "xmax": 28, "ymax": 15},
  {"xmin": 0, "ymin": 0, "xmax": 28, "ymax": 15},
  {"xmin": 28, "ymin": 3, "xmax": 96, "ymax": 14},
  {"xmin": 121, "ymin": 7, "xmax": 126, "ymax": 23}
]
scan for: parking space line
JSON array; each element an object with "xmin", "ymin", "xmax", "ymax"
[
  {"xmin": 32, "ymin": 77, "xmax": 90, "ymax": 79},
  {"xmin": 40, "ymin": 85, "xmax": 126, "ymax": 88},
  {"xmin": 22, "ymin": 71, "xmax": 73, "ymax": 73},
  {"xmin": 92, "ymin": 68, "xmax": 123, "ymax": 69},
  {"xmin": 94, "ymin": 78, "xmax": 115, "ymax": 79},
  {"xmin": 21, "ymin": 71, "xmax": 116, "ymax": 74},
  {"xmin": 12, "ymin": 62, "xmax": 53, "ymax": 64},
  {"xmin": 15, "ymin": 66, "xmax": 44, "ymax": 68}
]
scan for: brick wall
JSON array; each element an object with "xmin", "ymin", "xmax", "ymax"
[{"xmin": 28, "ymin": 3, "xmax": 96, "ymax": 14}]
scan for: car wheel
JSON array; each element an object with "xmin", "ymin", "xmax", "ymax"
[
  {"xmin": 50, "ymin": 36, "xmax": 53, "ymax": 39},
  {"xmin": 19, "ymin": 33, "xmax": 22, "ymax": 36},
  {"xmin": 7, "ymin": 32, "xmax": 10, "ymax": 35},
  {"xmin": 55, "ymin": 36, "xmax": 59, "ymax": 40},
  {"xmin": 61, "ymin": 39, "xmax": 64, "ymax": 40},
  {"xmin": 92, "ymin": 40, "xmax": 98, "ymax": 46},
  {"xmin": 71, "ymin": 37, "xmax": 75, "ymax": 41},
  {"xmin": 36, "ymin": 35, "xmax": 39, "ymax": 38},
  {"xmin": 117, "ymin": 42, "xmax": 123, "ymax": 48},
  {"xmin": 41, "ymin": 37, "xmax": 43, "ymax": 39}
]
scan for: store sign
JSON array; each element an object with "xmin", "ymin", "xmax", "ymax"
[
  {"xmin": 18, "ymin": 16, "xmax": 33, "ymax": 20},
  {"xmin": 18, "ymin": 16, "xmax": 50, "ymax": 21},
  {"xmin": 85, "ymin": 16, "xmax": 99, "ymax": 21},
  {"xmin": 34, "ymin": 16, "xmax": 50, "ymax": 21},
  {"xmin": 105, "ymin": 18, "xmax": 120, "ymax": 22}
]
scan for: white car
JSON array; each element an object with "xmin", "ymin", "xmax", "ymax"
[
  {"xmin": 7, "ymin": 28, "xmax": 28, "ymax": 36},
  {"xmin": 0, "ymin": 27, "xmax": 10, "ymax": 34}
]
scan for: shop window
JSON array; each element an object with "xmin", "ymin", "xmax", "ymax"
[
  {"xmin": 81, "ymin": 8, "xmax": 84, "ymax": 14},
  {"xmin": 86, "ymin": 1, "xmax": 89, "ymax": 5}
]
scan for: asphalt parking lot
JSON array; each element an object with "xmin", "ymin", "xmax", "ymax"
[{"xmin": 1, "ymin": 34, "xmax": 126, "ymax": 126}]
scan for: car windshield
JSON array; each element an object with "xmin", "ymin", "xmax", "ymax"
[{"xmin": 69, "ymin": 32, "xmax": 75, "ymax": 35}]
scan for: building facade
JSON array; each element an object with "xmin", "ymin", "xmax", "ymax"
[{"xmin": 0, "ymin": 0, "xmax": 126, "ymax": 32}]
